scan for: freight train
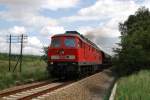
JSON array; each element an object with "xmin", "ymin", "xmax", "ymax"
[{"xmin": 47, "ymin": 31, "xmax": 111, "ymax": 78}]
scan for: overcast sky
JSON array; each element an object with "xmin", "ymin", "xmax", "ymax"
[{"xmin": 0, "ymin": 0, "xmax": 150, "ymax": 55}]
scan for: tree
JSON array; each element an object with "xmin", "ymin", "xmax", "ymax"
[
  {"xmin": 113, "ymin": 7, "xmax": 150, "ymax": 76},
  {"xmin": 41, "ymin": 47, "xmax": 48, "ymax": 63}
]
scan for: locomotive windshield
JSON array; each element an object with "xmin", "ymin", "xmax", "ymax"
[
  {"xmin": 65, "ymin": 38, "xmax": 76, "ymax": 47},
  {"xmin": 51, "ymin": 38, "xmax": 60, "ymax": 47}
]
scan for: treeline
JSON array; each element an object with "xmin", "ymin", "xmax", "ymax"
[
  {"xmin": 0, "ymin": 53, "xmax": 42, "ymax": 61},
  {"xmin": 113, "ymin": 7, "xmax": 150, "ymax": 76}
]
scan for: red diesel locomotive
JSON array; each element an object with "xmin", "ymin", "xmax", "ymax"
[{"xmin": 47, "ymin": 31, "xmax": 110, "ymax": 78}]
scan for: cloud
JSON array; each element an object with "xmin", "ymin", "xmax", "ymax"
[
  {"xmin": 62, "ymin": 0, "xmax": 150, "ymax": 55},
  {"xmin": 93, "ymin": 27, "xmax": 120, "ymax": 38},
  {"xmin": 142, "ymin": 0, "xmax": 150, "ymax": 8},
  {"xmin": 61, "ymin": 0, "xmax": 141, "ymax": 43},
  {"xmin": 0, "ymin": 0, "xmax": 79, "ymax": 11},
  {"xmin": 40, "ymin": 26, "xmax": 66, "ymax": 36},
  {"xmin": 63, "ymin": 0, "xmax": 142, "ymax": 22},
  {"xmin": 0, "ymin": 10, "xmax": 58, "ymax": 29},
  {"xmin": 27, "ymin": 37, "xmax": 42, "ymax": 48},
  {"xmin": 0, "ymin": 35, "xmax": 22, "ymax": 54},
  {"xmin": 9, "ymin": 26, "xmax": 26, "ymax": 35},
  {"xmin": 64, "ymin": 0, "xmax": 150, "ymax": 22},
  {"xmin": 0, "ymin": 30, "xmax": 44, "ymax": 55},
  {"xmin": 23, "ymin": 47, "xmax": 43, "ymax": 55},
  {"xmin": 0, "ymin": 0, "xmax": 66, "ymax": 55},
  {"xmin": 62, "ymin": 16, "xmax": 100, "ymax": 22},
  {"xmin": 43, "ymin": 0, "xmax": 80, "ymax": 10},
  {"xmin": 0, "ymin": 0, "xmax": 74, "ymax": 30},
  {"xmin": 0, "ymin": 26, "xmax": 27, "ymax": 36},
  {"xmin": 78, "ymin": 26, "xmax": 94, "ymax": 35},
  {"xmin": 0, "ymin": 36, "xmax": 7, "ymax": 53},
  {"xmin": 24, "ymin": 15, "xmax": 58, "ymax": 28},
  {"xmin": 0, "ymin": 0, "xmax": 149, "ymax": 55},
  {"xmin": 23, "ymin": 36, "xmax": 43, "ymax": 55}
]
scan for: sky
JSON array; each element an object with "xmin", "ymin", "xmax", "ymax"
[{"xmin": 0, "ymin": 0, "xmax": 150, "ymax": 55}]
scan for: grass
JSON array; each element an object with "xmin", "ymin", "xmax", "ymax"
[
  {"xmin": 115, "ymin": 70, "xmax": 150, "ymax": 100},
  {"xmin": 0, "ymin": 54, "xmax": 49, "ymax": 90}
]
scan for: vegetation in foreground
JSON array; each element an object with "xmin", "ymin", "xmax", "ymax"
[
  {"xmin": 115, "ymin": 70, "xmax": 150, "ymax": 100},
  {"xmin": 112, "ymin": 7, "xmax": 150, "ymax": 100},
  {"xmin": 0, "ymin": 53, "xmax": 48, "ymax": 90},
  {"xmin": 113, "ymin": 7, "xmax": 150, "ymax": 76}
]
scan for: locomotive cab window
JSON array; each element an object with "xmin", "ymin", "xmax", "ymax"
[
  {"xmin": 51, "ymin": 38, "xmax": 61, "ymax": 47},
  {"xmin": 65, "ymin": 38, "xmax": 76, "ymax": 47}
]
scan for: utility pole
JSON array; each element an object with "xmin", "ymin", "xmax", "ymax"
[
  {"xmin": 9, "ymin": 34, "xmax": 11, "ymax": 71},
  {"xmin": 20, "ymin": 34, "xmax": 23, "ymax": 72},
  {"xmin": 7, "ymin": 34, "xmax": 27, "ymax": 72}
]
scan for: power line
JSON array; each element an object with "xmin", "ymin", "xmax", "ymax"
[{"xmin": 7, "ymin": 34, "xmax": 28, "ymax": 72}]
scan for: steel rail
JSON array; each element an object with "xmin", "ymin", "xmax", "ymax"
[
  {"xmin": 0, "ymin": 81, "xmax": 49, "ymax": 98},
  {"xmin": 19, "ymin": 82, "xmax": 72, "ymax": 100}
]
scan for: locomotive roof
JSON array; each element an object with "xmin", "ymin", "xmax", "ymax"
[{"xmin": 52, "ymin": 31, "xmax": 101, "ymax": 51}]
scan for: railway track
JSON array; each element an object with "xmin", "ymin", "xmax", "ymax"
[{"xmin": 0, "ymin": 81, "xmax": 72, "ymax": 100}]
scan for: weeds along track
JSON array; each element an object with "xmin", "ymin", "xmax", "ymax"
[{"xmin": 0, "ymin": 81, "xmax": 72, "ymax": 100}]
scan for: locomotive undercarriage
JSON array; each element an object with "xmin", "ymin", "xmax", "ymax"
[{"xmin": 47, "ymin": 62, "xmax": 102, "ymax": 79}]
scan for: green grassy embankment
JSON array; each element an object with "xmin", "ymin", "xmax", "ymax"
[
  {"xmin": 115, "ymin": 70, "xmax": 150, "ymax": 100},
  {"xmin": 0, "ymin": 53, "xmax": 48, "ymax": 90}
]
